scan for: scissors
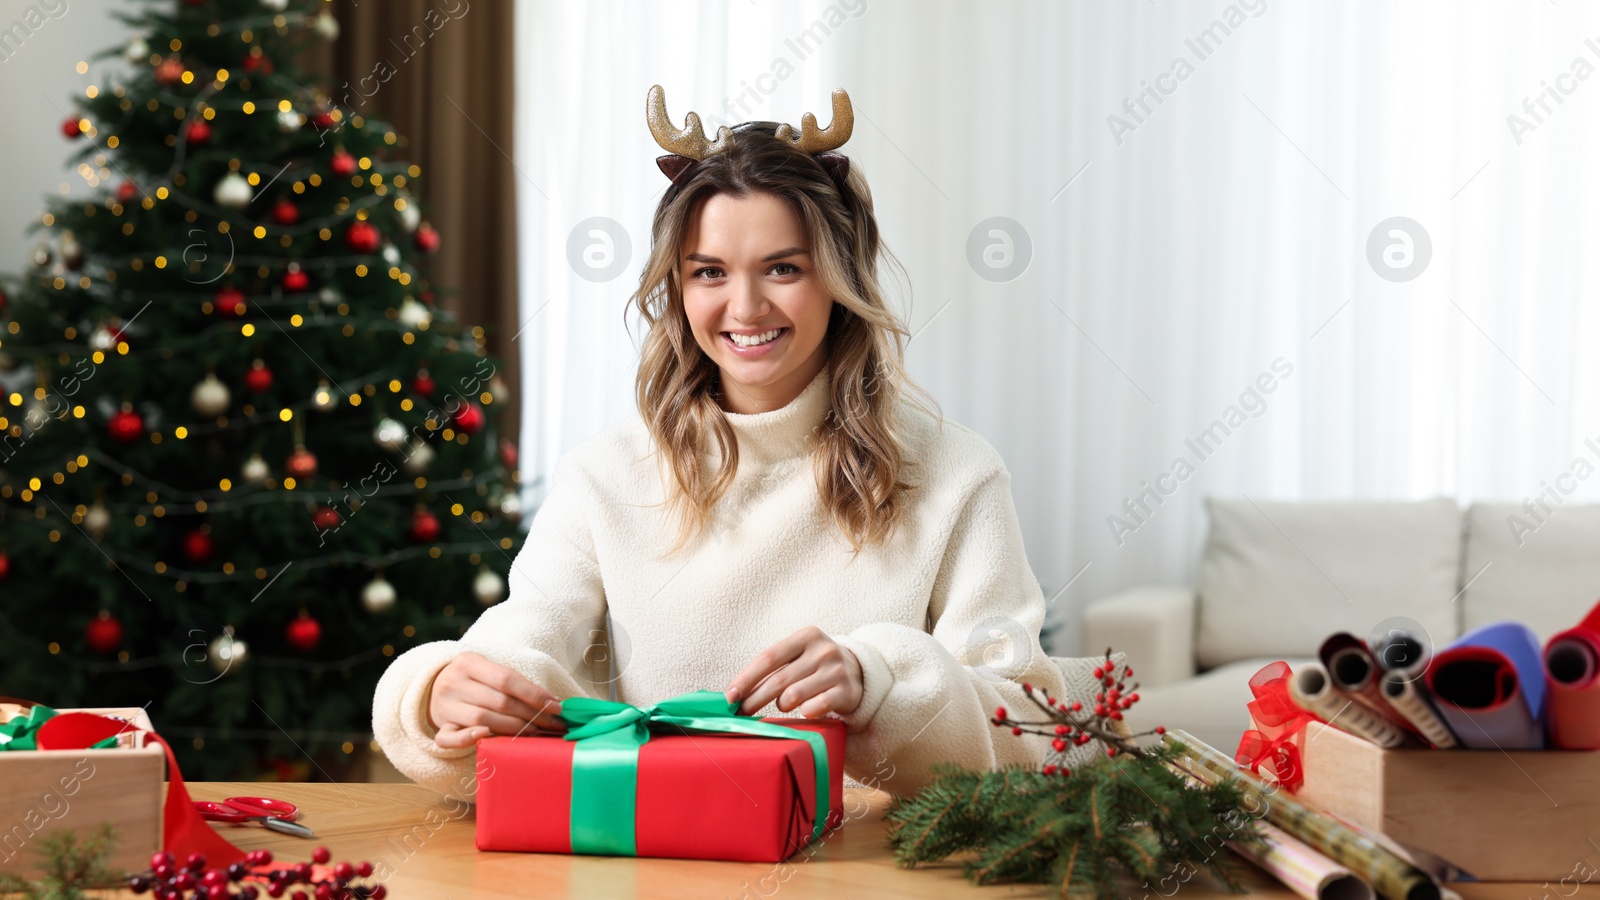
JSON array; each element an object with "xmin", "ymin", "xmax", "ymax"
[{"xmin": 194, "ymin": 796, "xmax": 315, "ymax": 838}]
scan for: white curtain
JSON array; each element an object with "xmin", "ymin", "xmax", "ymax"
[{"xmin": 513, "ymin": 0, "xmax": 1600, "ymax": 656}]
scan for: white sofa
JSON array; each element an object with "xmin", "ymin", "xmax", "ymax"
[{"xmin": 1084, "ymin": 497, "xmax": 1600, "ymax": 752}]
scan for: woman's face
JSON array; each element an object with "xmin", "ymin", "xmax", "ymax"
[{"xmin": 680, "ymin": 191, "xmax": 833, "ymax": 414}]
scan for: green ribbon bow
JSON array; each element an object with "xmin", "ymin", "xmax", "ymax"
[
  {"xmin": 0, "ymin": 706, "xmax": 117, "ymax": 752},
  {"xmin": 558, "ymin": 689, "xmax": 831, "ymax": 856}
]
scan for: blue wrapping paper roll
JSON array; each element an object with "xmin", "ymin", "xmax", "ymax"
[{"xmin": 1424, "ymin": 622, "xmax": 1545, "ymax": 749}]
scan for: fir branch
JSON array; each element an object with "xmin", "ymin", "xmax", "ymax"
[{"xmin": 0, "ymin": 824, "xmax": 127, "ymax": 900}]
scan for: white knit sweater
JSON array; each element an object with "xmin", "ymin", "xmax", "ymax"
[{"xmin": 371, "ymin": 367, "xmax": 1085, "ymax": 801}]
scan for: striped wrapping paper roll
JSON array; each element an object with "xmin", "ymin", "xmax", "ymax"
[{"xmin": 1228, "ymin": 821, "xmax": 1375, "ymax": 900}]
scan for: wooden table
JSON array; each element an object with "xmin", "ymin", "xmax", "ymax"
[{"xmin": 186, "ymin": 783, "xmax": 1577, "ymax": 900}]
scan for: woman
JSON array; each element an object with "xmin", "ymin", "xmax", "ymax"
[{"xmin": 372, "ymin": 86, "xmax": 1092, "ymax": 801}]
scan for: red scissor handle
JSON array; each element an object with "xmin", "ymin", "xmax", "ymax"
[
  {"xmin": 194, "ymin": 800, "xmax": 252, "ymax": 823},
  {"xmin": 223, "ymin": 796, "xmax": 299, "ymax": 821}
]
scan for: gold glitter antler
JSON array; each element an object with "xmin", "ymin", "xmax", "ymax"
[
  {"xmin": 774, "ymin": 88, "xmax": 854, "ymax": 153},
  {"xmin": 645, "ymin": 84, "xmax": 731, "ymax": 160}
]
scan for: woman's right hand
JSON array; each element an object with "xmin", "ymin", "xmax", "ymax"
[{"xmin": 427, "ymin": 651, "xmax": 567, "ymax": 749}]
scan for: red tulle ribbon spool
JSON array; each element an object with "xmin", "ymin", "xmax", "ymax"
[
  {"xmin": 1233, "ymin": 661, "xmax": 1316, "ymax": 792},
  {"xmin": 36, "ymin": 712, "xmax": 247, "ymax": 866}
]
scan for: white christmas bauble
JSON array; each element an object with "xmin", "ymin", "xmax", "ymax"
[
  {"xmin": 381, "ymin": 243, "xmax": 401, "ymax": 265},
  {"xmin": 362, "ymin": 577, "xmax": 397, "ymax": 614},
  {"xmin": 313, "ymin": 11, "xmax": 340, "ymax": 40},
  {"xmin": 474, "ymin": 568, "xmax": 507, "ymax": 606},
  {"xmin": 85, "ymin": 503, "xmax": 110, "ymax": 540},
  {"xmin": 90, "ymin": 325, "xmax": 119, "ymax": 352},
  {"xmin": 125, "ymin": 36, "xmax": 149, "ymax": 64},
  {"xmin": 373, "ymin": 418, "xmax": 406, "ymax": 452},
  {"xmin": 499, "ymin": 492, "xmax": 523, "ymax": 522},
  {"xmin": 401, "ymin": 441, "xmax": 434, "ymax": 475},
  {"xmin": 318, "ymin": 286, "xmax": 341, "ymax": 306},
  {"xmin": 22, "ymin": 399, "xmax": 54, "ymax": 429},
  {"xmin": 488, "ymin": 376, "xmax": 509, "ymax": 403},
  {"xmin": 30, "ymin": 243, "xmax": 52, "ymax": 268},
  {"xmin": 397, "ymin": 201, "xmax": 421, "ymax": 233},
  {"xmin": 190, "ymin": 374, "xmax": 231, "ymax": 417},
  {"xmin": 241, "ymin": 453, "xmax": 270, "ymax": 485},
  {"xmin": 209, "ymin": 633, "xmax": 248, "ymax": 674},
  {"xmin": 277, "ymin": 108, "xmax": 301, "ymax": 132},
  {"xmin": 213, "ymin": 173, "xmax": 252, "ymax": 210},
  {"xmin": 59, "ymin": 232, "xmax": 84, "ymax": 270},
  {"xmin": 312, "ymin": 380, "xmax": 337, "ymax": 412},
  {"xmin": 260, "ymin": 0, "xmax": 289, "ymax": 10},
  {"xmin": 397, "ymin": 298, "xmax": 431, "ymax": 329}
]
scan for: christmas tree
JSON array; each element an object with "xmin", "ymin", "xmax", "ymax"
[{"xmin": 0, "ymin": 0, "xmax": 523, "ymax": 780}]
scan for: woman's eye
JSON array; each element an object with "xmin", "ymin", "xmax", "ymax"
[
  {"xmin": 770, "ymin": 263, "xmax": 800, "ymax": 277},
  {"xmin": 692, "ymin": 267, "xmax": 723, "ymax": 280}
]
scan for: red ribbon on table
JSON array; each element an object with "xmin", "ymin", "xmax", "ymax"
[
  {"xmin": 37, "ymin": 711, "xmax": 247, "ymax": 866},
  {"xmin": 1233, "ymin": 661, "xmax": 1317, "ymax": 792}
]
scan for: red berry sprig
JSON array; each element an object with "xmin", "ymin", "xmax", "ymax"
[
  {"xmin": 989, "ymin": 647, "xmax": 1167, "ymax": 778},
  {"xmin": 129, "ymin": 848, "xmax": 388, "ymax": 900}
]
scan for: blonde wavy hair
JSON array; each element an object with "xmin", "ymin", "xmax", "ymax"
[{"xmin": 629, "ymin": 125, "xmax": 940, "ymax": 557}]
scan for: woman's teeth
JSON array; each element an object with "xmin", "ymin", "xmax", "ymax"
[{"xmin": 727, "ymin": 329, "xmax": 783, "ymax": 347}]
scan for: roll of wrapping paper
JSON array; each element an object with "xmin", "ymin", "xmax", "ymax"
[
  {"xmin": 1319, "ymin": 633, "xmax": 1424, "ymax": 740},
  {"xmin": 1164, "ymin": 730, "xmax": 1440, "ymax": 900},
  {"xmin": 1544, "ymin": 597, "xmax": 1600, "ymax": 749},
  {"xmin": 1378, "ymin": 671, "xmax": 1458, "ymax": 749},
  {"xmin": 1425, "ymin": 622, "xmax": 1545, "ymax": 749},
  {"xmin": 1289, "ymin": 662, "xmax": 1415, "ymax": 749},
  {"xmin": 1228, "ymin": 821, "xmax": 1375, "ymax": 900}
]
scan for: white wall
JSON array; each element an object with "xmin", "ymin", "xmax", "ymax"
[{"xmin": 0, "ymin": 0, "xmax": 131, "ymax": 271}]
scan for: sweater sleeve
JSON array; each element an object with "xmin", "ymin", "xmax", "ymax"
[
  {"xmin": 830, "ymin": 462, "xmax": 1083, "ymax": 798},
  {"xmin": 370, "ymin": 454, "xmax": 610, "ymax": 802}
]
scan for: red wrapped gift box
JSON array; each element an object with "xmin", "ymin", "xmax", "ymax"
[{"xmin": 476, "ymin": 715, "xmax": 844, "ymax": 862}]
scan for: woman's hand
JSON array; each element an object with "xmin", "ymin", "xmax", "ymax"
[
  {"xmin": 427, "ymin": 651, "xmax": 567, "ymax": 749},
  {"xmin": 725, "ymin": 626, "xmax": 863, "ymax": 718}
]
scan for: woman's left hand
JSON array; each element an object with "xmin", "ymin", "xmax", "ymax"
[{"xmin": 725, "ymin": 626, "xmax": 863, "ymax": 718}]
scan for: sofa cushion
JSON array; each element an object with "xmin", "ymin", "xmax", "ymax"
[
  {"xmin": 1124, "ymin": 657, "xmax": 1314, "ymax": 755},
  {"xmin": 1462, "ymin": 502, "xmax": 1600, "ymax": 641},
  {"xmin": 1195, "ymin": 498, "xmax": 1462, "ymax": 669}
]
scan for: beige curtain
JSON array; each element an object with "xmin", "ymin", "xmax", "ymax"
[{"xmin": 309, "ymin": 0, "xmax": 521, "ymax": 438}]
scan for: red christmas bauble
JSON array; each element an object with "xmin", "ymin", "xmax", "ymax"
[
  {"xmin": 311, "ymin": 110, "xmax": 337, "ymax": 130},
  {"xmin": 411, "ymin": 369, "xmax": 436, "ymax": 396},
  {"xmin": 285, "ymin": 447, "xmax": 318, "ymax": 480},
  {"xmin": 62, "ymin": 117, "xmax": 82, "ymax": 138},
  {"xmin": 185, "ymin": 119, "xmax": 211, "ymax": 145},
  {"xmin": 453, "ymin": 402, "xmax": 485, "ymax": 435},
  {"xmin": 0, "ymin": 552, "xmax": 9, "ymax": 581},
  {"xmin": 214, "ymin": 285, "xmax": 246, "ymax": 317},
  {"xmin": 241, "ymin": 52, "xmax": 274, "ymax": 76},
  {"xmin": 329, "ymin": 149, "xmax": 357, "ymax": 178},
  {"xmin": 108, "ymin": 407, "xmax": 145, "ymax": 444},
  {"xmin": 284, "ymin": 612, "xmax": 321, "ymax": 652},
  {"xmin": 271, "ymin": 199, "xmax": 299, "ymax": 226},
  {"xmin": 155, "ymin": 58, "xmax": 185, "ymax": 86},
  {"xmin": 181, "ymin": 529, "xmax": 213, "ymax": 564},
  {"xmin": 311, "ymin": 506, "xmax": 341, "ymax": 530},
  {"xmin": 414, "ymin": 224, "xmax": 441, "ymax": 254},
  {"xmin": 282, "ymin": 267, "xmax": 310, "ymax": 292},
  {"xmin": 410, "ymin": 508, "xmax": 441, "ymax": 544},
  {"xmin": 116, "ymin": 181, "xmax": 139, "ymax": 204},
  {"xmin": 500, "ymin": 439, "xmax": 518, "ymax": 471},
  {"xmin": 85, "ymin": 611, "xmax": 123, "ymax": 654},
  {"xmin": 244, "ymin": 359, "xmax": 273, "ymax": 393},
  {"xmin": 345, "ymin": 221, "xmax": 380, "ymax": 254}
]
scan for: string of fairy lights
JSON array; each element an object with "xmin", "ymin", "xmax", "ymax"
[{"xmin": 0, "ymin": 1, "xmax": 522, "ymax": 677}]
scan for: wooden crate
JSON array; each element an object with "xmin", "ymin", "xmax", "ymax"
[
  {"xmin": 1297, "ymin": 721, "xmax": 1600, "ymax": 881},
  {"xmin": 0, "ymin": 706, "xmax": 164, "ymax": 879}
]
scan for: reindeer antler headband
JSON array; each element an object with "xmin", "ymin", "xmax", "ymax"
[{"xmin": 645, "ymin": 84, "xmax": 854, "ymax": 187}]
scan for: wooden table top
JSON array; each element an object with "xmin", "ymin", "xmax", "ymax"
[{"xmin": 185, "ymin": 783, "xmax": 1578, "ymax": 900}]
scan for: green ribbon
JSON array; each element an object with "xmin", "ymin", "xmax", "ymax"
[
  {"xmin": 0, "ymin": 706, "xmax": 117, "ymax": 751},
  {"xmin": 559, "ymin": 689, "xmax": 831, "ymax": 856}
]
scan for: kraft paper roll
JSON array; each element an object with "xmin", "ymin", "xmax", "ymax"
[
  {"xmin": 1318, "ymin": 633, "xmax": 1425, "ymax": 740},
  {"xmin": 1425, "ymin": 622, "xmax": 1545, "ymax": 750},
  {"xmin": 1543, "ymin": 597, "xmax": 1600, "ymax": 750},
  {"xmin": 1289, "ymin": 663, "xmax": 1413, "ymax": 749}
]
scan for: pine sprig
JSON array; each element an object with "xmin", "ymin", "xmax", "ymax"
[
  {"xmin": 0, "ymin": 824, "xmax": 126, "ymax": 900},
  {"xmin": 886, "ymin": 754, "xmax": 1261, "ymax": 900}
]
